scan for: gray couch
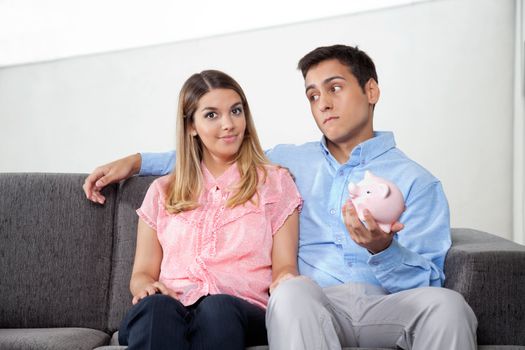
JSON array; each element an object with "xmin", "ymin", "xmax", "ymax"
[{"xmin": 1, "ymin": 173, "xmax": 524, "ymax": 350}]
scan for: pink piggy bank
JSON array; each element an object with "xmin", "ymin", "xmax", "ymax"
[{"xmin": 347, "ymin": 171, "xmax": 405, "ymax": 233}]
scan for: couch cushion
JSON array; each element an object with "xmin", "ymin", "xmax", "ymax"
[
  {"xmin": 107, "ymin": 176, "xmax": 158, "ymax": 331},
  {"xmin": 0, "ymin": 173, "xmax": 117, "ymax": 330},
  {"xmin": 445, "ymin": 228, "xmax": 525, "ymax": 345},
  {"xmin": 0, "ymin": 328, "xmax": 109, "ymax": 350}
]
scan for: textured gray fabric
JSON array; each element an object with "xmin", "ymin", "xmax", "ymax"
[
  {"xmin": 106, "ymin": 176, "xmax": 158, "ymax": 332},
  {"xmin": 110, "ymin": 331, "xmax": 120, "ymax": 345},
  {"xmin": 93, "ymin": 347, "xmax": 391, "ymax": 350},
  {"xmin": 0, "ymin": 328, "xmax": 109, "ymax": 350},
  {"xmin": 93, "ymin": 346, "xmax": 525, "ymax": 349},
  {"xmin": 0, "ymin": 173, "xmax": 117, "ymax": 330},
  {"xmin": 103, "ymin": 332, "xmax": 392, "ymax": 350},
  {"xmin": 445, "ymin": 228, "xmax": 525, "ymax": 345},
  {"xmin": 477, "ymin": 347, "xmax": 525, "ymax": 350},
  {"xmin": 93, "ymin": 347, "xmax": 525, "ymax": 350},
  {"xmin": 2, "ymin": 174, "xmax": 525, "ymax": 349}
]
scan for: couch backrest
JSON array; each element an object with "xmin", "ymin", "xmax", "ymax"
[
  {"xmin": 0, "ymin": 173, "xmax": 117, "ymax": 330},
  {"xmin": 106, "ymin": 175, "xmax": 156, "ymax": 332}
]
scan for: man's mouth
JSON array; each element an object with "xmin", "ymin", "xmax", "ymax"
[{"xmin": 323, "ymin": 116, "xmax": 339, "ymax": 124}]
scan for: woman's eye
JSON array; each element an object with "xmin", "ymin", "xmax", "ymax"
[
  {"xmin": 232, "ymin": 107, "xmax": 243, "ymax": 115},
  {"xmin": 205, "ymin": 112, "xmax": 217, "ymax": 119}
]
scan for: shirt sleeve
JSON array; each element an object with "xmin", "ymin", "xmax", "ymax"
[
  {"xmin": 139, "ymin": 151, "xmax": 176, "ymax": 176},
  {"xmin": 136, "ymin": 180, "xmax": 162, "ymax": 230},
  {"xmin": 367, "ymin": 181, "xmax": 451, "ymax": 292},
  {"xmin": 265, "ymin": 168, "xmax": 303, "ymax": 235}
]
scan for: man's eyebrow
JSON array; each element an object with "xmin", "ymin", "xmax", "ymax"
[{"xmin": 305, "ymin": 75, "xmax": 346, "ymax": 93}]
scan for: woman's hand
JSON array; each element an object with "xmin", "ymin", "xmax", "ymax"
[{"xmin": 132, "ymin": 281, "xmax": 181, "ymax": 305}]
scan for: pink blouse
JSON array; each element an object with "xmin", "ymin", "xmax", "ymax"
[{"xmin": 137, "ymin": 163, "xmax": 302, "ymax": 309}]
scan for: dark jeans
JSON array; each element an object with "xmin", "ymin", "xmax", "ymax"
[{"xmin": 118, "ymin": 293, "xmax": 267, "ymax": 350}]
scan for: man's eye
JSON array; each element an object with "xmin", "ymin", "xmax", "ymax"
[
  {"xmin": 309, "ymin": 94, "xmax": 319, "ymax": 102},
  {"xmin": 331, "ymin": 85, "xmax": 342, "ymax": 92}
]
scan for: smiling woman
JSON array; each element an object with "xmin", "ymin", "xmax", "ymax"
[
  {"xmin": 190, "ymin": 89, "xmax": 247, "ymax": 173},
  {"xmin": 117, "ymin": 69, "xmax": 302, "ymax": 350}
]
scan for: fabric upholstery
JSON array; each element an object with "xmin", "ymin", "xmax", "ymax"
[
  {"xmin": 445, "ymin": 228, "xmax": 525, "ymax": 345},
  {"xmin": 2, "ymin": 174, "xmax": 525, "ymax": 349},
  {"xmin": 0, "ymin": 328, "xmax": 109, "ymax": 350},
  {"xmin": 0, "ymin": 173, "xmax": 117, "ymax": 330},
  {"xmin": 106, "ymin": 176, "xmax": 157, "ymax": 332}
]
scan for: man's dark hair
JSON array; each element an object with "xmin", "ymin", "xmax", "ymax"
[{"xmin": 298, "ymin": 45, "xmax": 378, "ymax": 92}]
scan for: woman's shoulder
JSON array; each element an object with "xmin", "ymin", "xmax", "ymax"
[
  {"xmin": 149, "ymin": 175, "xmax": 172, "ymax": 197},
  {"xmin": 261, "ymin": 164, "xmax": 294, "ymax": 181}
]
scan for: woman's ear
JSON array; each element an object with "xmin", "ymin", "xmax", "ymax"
[
  {"xmin": 189, "ymin": 123, "xmax": 197, "ymax": 137},
  {"xmin": 366, "ymin": 78, "xmax": 380, "ymax": 105}
]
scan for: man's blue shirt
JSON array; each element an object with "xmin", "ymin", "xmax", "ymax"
[{"xmin": 139, "ymin": 131, "xmax": 451, "ymax": 293}]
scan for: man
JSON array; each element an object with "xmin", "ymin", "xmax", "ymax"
[{"xmin": 84, "ymin": 45, "xmax": 477, "ymax": 349}]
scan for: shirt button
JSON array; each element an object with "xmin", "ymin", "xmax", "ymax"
[
  {"xmin": 346, "ymin": 261, "xmax": 352, "ymax": 267},
  {"xmin": 338, "ymin": 170, "xmax": 344, "ymax": 176},
  {"xmin": 330, "ymin": 209, "xmax": 336, "ymax": 215}
]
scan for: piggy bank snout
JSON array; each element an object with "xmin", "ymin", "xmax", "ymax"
[{"xmin": 348, "ymin": 182, "xmax": 359, "ymax": 197}]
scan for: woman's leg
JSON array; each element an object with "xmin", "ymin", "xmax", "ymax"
[
  {"xmin": 188, "ymin": 294, "xmax": 267, "ymax": 350},
  {"xmin": 119, "ymin": 294, "xmax": 190, "ymax": 350}
]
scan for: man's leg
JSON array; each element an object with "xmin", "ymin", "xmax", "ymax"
[
  {"xmin": 189, "ymin": 294, "xmax": 267, "ymax": 350},
  {"xmin": 118, "ymin": 294, "xmax": 190, "ymax": 350},
  {"xmin": 325, "ymin": 284, "xmax": 478, "ymax": 350},
  {"xmin": 266, "ymin": 277, "xmax": 349, "ymax": 350}
]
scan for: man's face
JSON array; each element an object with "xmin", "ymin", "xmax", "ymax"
[{"xmin": 304, "ymin": 59, "xmax": 378, "ymax": 146}]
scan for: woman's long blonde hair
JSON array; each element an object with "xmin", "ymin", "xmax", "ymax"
[{"xmin": 165, "ymin": 70, "xmax": 269, "ymax": 213}]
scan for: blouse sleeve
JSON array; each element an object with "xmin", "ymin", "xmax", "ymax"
[
  {"xmin": 136, "ymin": 180, "xmax": 162, "ymax": 230},
  {"xmin": 265, "ymin": 167, "xmax": 303, "ymax": 235}
]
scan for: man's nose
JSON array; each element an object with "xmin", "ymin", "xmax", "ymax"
[{"xmin": 319, "ymin": 93, "xmax": 333, "ymax": 112}]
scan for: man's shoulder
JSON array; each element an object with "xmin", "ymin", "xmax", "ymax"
[
  {"xmin": 378, "ymin": 147, "xmax": 442, "ymax": 195},
  {"xmin": 269, "ymin": 141, "xmax": 319, "ymax": 153},
  {"xmin": 266, "ymin": 141, "xmax": 320, "ymax": 163}
]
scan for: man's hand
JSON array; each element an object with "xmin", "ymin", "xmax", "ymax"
[
  {"xmin": 83, "ymin": 153, "xmax": 142, "ymax": 204},
  {"xmin": 132, "ymin": 281, "xmax": 181, "ymax": 305},
  {"xmin": 342, "ymin": 200, "xmax": 404, "ymax": 254}
]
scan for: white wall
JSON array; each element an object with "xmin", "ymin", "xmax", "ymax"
[
  {"xmin": 0, "ymin": 0, "xmax": 517, "ymax": 240},
  {"xmin": 0, "ymin": 0, "xmax": 430, "ymax": 67}
]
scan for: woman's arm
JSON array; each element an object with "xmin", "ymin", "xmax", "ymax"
[
  {"xmin": 269, "ymin": 209, "xmax": 300, "ymax": 294},
  {"xmin": 130, "ymin": 219, "xmax": 178, "ymax": 304}
]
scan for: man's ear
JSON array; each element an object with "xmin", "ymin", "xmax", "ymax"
[{"xmin": 365, "ymin": 78, "xmax": 380, "ymax": 105}]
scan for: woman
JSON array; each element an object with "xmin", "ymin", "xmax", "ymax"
[{"xmin": 118, "ymin": 70, "xmax": 301, "ymax": 350}]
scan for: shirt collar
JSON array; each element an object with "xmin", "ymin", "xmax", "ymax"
[
  {"xmin": 319, "ymin": 131, "xmax": 396, "ymax": 167},
  {"xmin": 201, "ymin": 161, "xmax": 240, "ymax": 192}
]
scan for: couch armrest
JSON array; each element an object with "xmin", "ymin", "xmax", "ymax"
[{"xmin": 445, "ymin": 228, "xmax": 525, "ymax": 345}]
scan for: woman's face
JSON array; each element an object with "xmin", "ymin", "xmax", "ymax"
[{"xmin": 191, "ymin": 88, "xmax": 246, "ymax": 166}]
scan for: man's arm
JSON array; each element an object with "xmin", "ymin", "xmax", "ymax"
[
  {"xmin": 83, "ymin": 151, "xmax": 175, "ymax": 204},
  {"xmin": 343, "ymin": 181, "xmax": 450, "ymax": 292}
]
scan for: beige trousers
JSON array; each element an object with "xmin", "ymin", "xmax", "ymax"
[{"xmin": 266, "ymin": 277, "xmax": 477, "ymax": 350}]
